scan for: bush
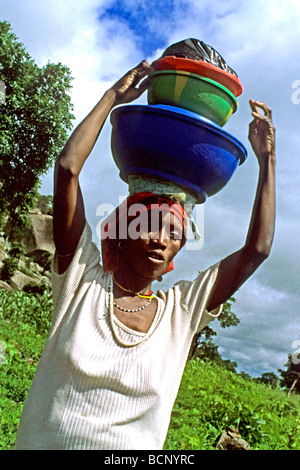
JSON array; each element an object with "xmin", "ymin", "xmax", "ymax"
[
  {"xmin": 37, "ymin": 252, "xmax": 53, "ymax": 274},
  {"xmin": 0, "ymin": 287, "xmax": 53, "ymax": 336},
  {"xmin": 0, "ymin": 257, "xmax": 18, "ymax": 281},
  {"xmin": 23, "ymin": 280, "xmax": 50, "ymax": 296},
  {"xmin": 36, "ymin": 194, "xmax": 53, "ymax": 215},
  {"xmin": 9, "ymin": 241, "xmax": 27, "ymax": 260}
]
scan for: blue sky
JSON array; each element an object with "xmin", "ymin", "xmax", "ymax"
[
  {"xmin": 2, "ymin": 0, "xmax": 300, "ymax": 378},
  {"xmin": 96, "ymin": 0, "xmax": 242, "ymax": 61},
  {"xmin": 98, "ymin": 0, "xmax": 177, "ymax": 57}
]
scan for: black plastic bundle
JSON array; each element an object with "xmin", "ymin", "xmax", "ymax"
[{"xmin": 161, "ymin": 38, "xmax": 238, "ymax": 77}]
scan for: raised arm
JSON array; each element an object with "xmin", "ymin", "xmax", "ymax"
[
  {"xmin": 206, "ymin": 100, "xmax": 276, "ymax": 311},
  {"xmin": 53, "ymin": 60, "xmax": 151, "ymax": 274}
]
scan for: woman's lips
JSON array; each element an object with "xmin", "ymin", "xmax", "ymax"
[{"xmin": 146, "ymin": 251, "xmax": 165, "ymax": 264}]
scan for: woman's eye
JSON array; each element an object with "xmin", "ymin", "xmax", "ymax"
[{"xmin": 169, "ymin": 230, "xmax": 181, "ymax": 240}]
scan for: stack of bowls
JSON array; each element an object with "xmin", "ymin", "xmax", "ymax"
[
  {"xmin": 110, "ymin": 42, "xmax": 247, "ymax": 203},
  {"xmin": 148, "ymin": 55, "xmax": 243, "ymax": 127}
]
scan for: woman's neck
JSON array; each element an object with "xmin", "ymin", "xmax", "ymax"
[{"xmin": 113, "ymin": 269, "xmax": 153, "ymax": 297}]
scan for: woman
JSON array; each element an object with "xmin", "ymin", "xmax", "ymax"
[{"xmin": 15, "ymin": 61, "xmax": 276, "ymax": 450}]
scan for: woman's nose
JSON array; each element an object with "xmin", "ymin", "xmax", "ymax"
[{"xmin": 150, "ymin": 227, "xmax": 167, "ymax": 248}]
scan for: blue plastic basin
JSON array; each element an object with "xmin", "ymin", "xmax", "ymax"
[{"xmin": 110, "ymin": 104, "xmax": 247, "ymax": 203}]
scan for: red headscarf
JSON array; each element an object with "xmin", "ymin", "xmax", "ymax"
[{"xmin": 101, "ymin": 192, "xmax": 188, "ymax": 274}]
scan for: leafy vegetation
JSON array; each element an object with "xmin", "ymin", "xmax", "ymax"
[
  {"xmin": 36, "ymin": 194, "xmax": 53, "ymax": 216},
  {"xmin": 0, "ymin": 319, "xmax": 46, "ymax": 449},
  {"xmin": 0, "ymin": 21, "xmax": 74, "ymax": 231},
  {"xmin": 189, "ymin": 296, "xmax": 242, "ymax": 375},
  {"xmin": 0, "ymin": 288, "xmax": 53, "ymax": 337},
  {"xmin": 0, "ymin": 257, "xmax": 18, "ymax": 282},
  {"xmin": 164, "ymin": 360, "xmax": 300, "ymax": 450},
  {"xmin": 278, "ymin": 354, "xmax": 300, "ymax": 393},
  {"xmin": 0, "ymin": 288, "xmax": 52, "ymax": 449},
  {"xmin": 0, "ymin": 241, "xmax": 28, "ymax": 282},
  {"xmin": 1, "ymin": 286, "xmax": 299, "ymax": 450}
]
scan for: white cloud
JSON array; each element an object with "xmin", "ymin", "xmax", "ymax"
[{"xmin": 214, "ymin": 275, "xmax": 300, "ymax": 375}]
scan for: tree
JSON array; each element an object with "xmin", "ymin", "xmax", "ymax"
[
  {"xmin": 278, "ymin": 354, "xmax": 300, "ymax": 395},
  {"xmin": 0, "ymin": 21, "xmax": 74, "ymax": 230},
  {"xmin": 36, "ymin": 194, "xmax": 53, "ymax": 215},
  {"xmin": 188, "ymin": 295, "xmax": 240, "ymax": 367},
  {"xmin": 254, "ymin": 372, "xmax": 279, "ymax": 389},
  {"xmin": 190, "ymin": 337, "xmax": 238, "ymax": 373}
]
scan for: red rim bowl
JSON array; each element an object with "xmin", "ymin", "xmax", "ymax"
[{"xmin": 151, "ymin": 56, "xmax": 243, "ymax": 97}]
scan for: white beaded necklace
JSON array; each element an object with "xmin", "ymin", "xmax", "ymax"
[
  {"xmin": 112, "ymin": 274, "xmax": 154, "ymax": 313},
  {"xmin": 108, "ymin": 278, "xmax": 160, "ymax": 348},
  {"xmin": 113, "ymin": 296, "xmax": 152, "ymax": 313}
]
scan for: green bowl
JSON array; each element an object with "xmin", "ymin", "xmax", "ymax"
[{"xmin": 147, "ymin": 70, "xmax": 238, "ymax": 126}]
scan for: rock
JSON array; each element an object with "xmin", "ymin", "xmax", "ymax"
[
  {"xmin": 0, "ymin": 280, "xmax": 13, "ymax": 291},
  {"xmin": 30, "ymin": 208, "xmax": 42, "ymax": 215},
  {"xmin": 215, "ymin": 427, "xmax": 251, "ymax": 450},
  {"xmin": 0, "ymin": 213, "xmax": 54, "ymax": 291},
  {"xmin": 5, "ymin": 211, "xmax": 55, "ymax": 271},
  {"xmin": 0, "ymin": 249, "xmax": 6, "ymax": 263},
  {"xmin": 9, "ymin": 270, "xmax": 39, "ymax": 290},
  {"xmin": 7, "ymin": 211, "xmax": 55, "ymax": 258},
  {"xmin": 21, "ymin": 212, "xmax": 55, "ymax": 256}
]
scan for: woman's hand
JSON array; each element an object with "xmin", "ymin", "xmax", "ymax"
[
  {"xmin": 109, "ymin": 60, "xmax": 152, "ymax": 107},
  {"xmin": 248, "ymin": 99, "xmax": 275, "ymax": 164}
]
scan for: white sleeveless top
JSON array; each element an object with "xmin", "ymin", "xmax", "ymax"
[{"xmin": 15, "ymin": 223, "xmax": 222, "ymax": 450}]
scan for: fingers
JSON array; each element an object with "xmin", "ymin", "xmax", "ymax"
[
  {"xmin": 248, "ymin": 99, "xmax": 275, "ymax": 158},
  {"xmin": 249, "ymin": 100, "xmax": 274, "ymax": 140},
  {"xmin": 111, "ymin": 60, "xmax": 152, "ymax": 105},
  {"xmin": 129, "ymin": 60, "xmax": 152, "ymax": 96},
  {"xmin": 123, "ymin": 61, "xmax": 150, "ymax": 94},
  {"xmin": 137, "ymin": 59, "xmax": 151, "ymax": 72},
  {"xmin": 249, "ymin": 99, "xmax": 272, "ymax": 119},
  {"xmin": 131, "ymin": 60, "xmax": 151, "ymax": 81}
]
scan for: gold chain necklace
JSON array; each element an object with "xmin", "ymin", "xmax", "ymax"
[{"xmin": 112, "ymin": 275, "xmax": 154, "ymax": 299}]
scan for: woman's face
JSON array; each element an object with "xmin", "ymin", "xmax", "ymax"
[{"xmin": 120, "ymin": 209, "xmax": 183, "ymax": 280}]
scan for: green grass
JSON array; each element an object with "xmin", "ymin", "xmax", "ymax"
[
  {"xmin": 0, "ymin": 319, "xmax": 46, "ymax": 449},
  {"xmin": 1, "ymin": 288, "xmax": 300, "ymax": 450},
  {"xmin": 164, "ymin": 359, "xmax": 300, "ymax": 450},
  {"xmin": 0, "ymin": 289, "xmax": 50, "ymax": 450}
]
